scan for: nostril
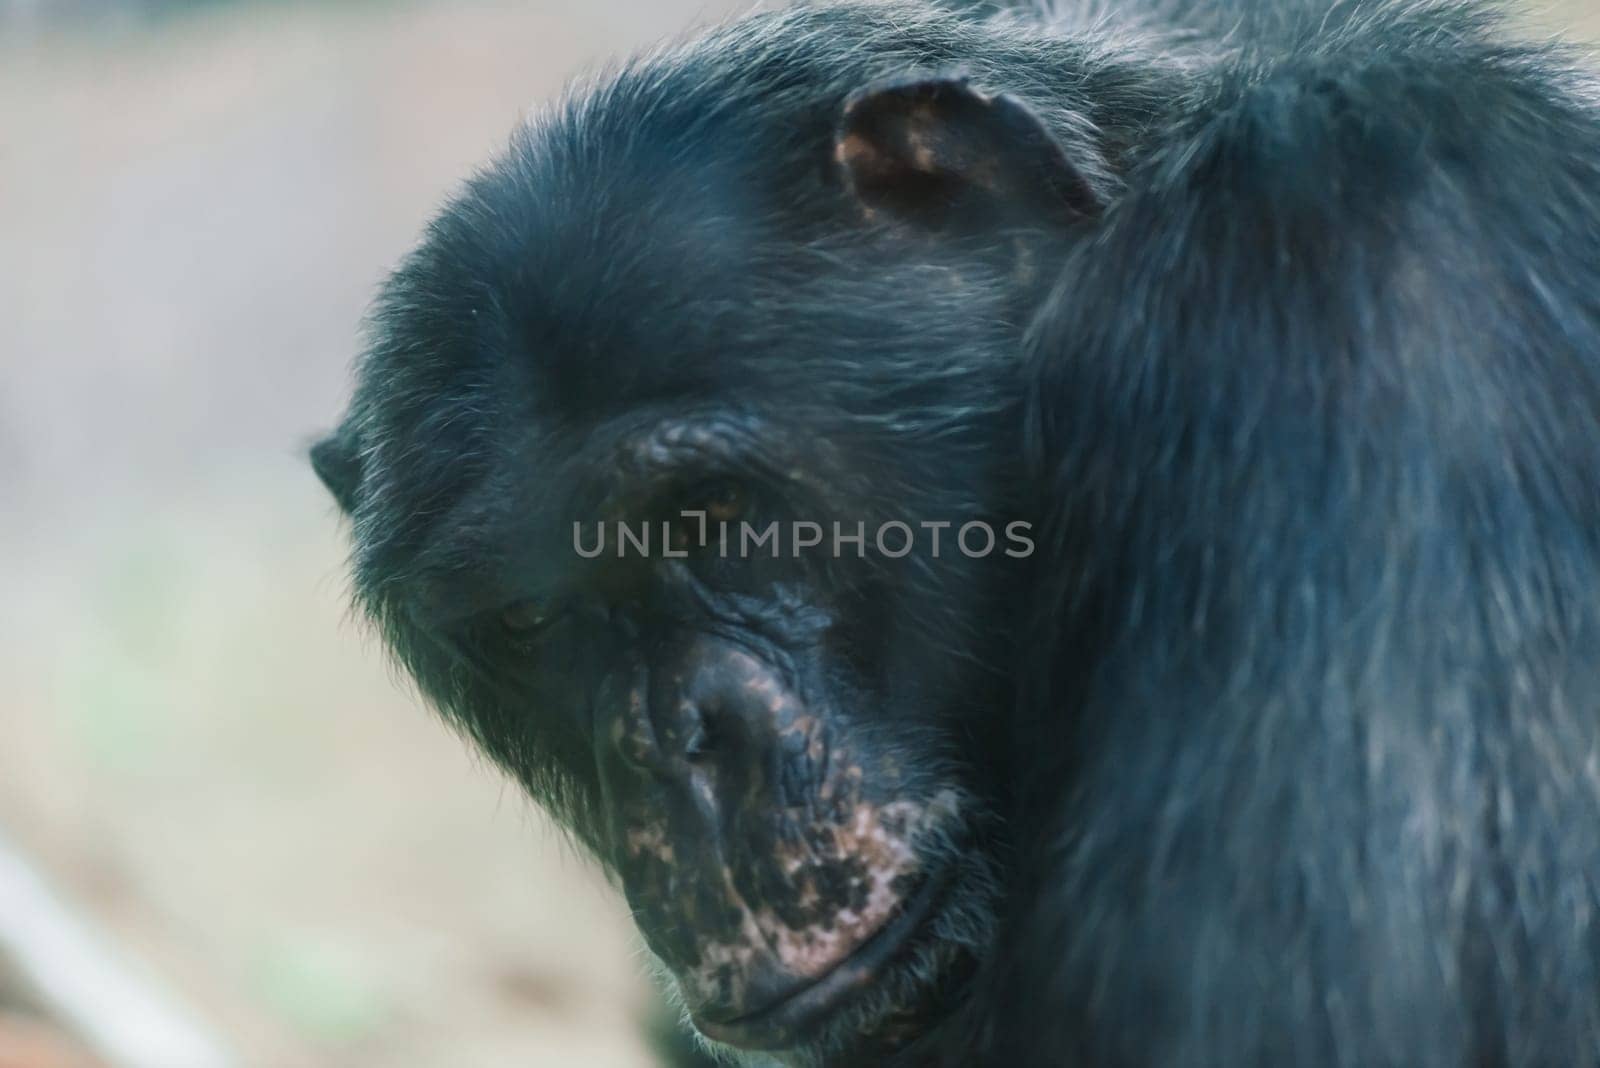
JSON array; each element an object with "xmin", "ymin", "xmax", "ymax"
[
  {"xmin": 682, "ymin": 702, "xmax": 728, "ymax": 763},
  {"xmin": 682, "ymin": 721, "xmax": 713, "ymax": 761}
]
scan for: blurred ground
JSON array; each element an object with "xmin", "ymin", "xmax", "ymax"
[{"xmin": 0, "ymin": 0, "xmax": 1595, "ymax": 1066}]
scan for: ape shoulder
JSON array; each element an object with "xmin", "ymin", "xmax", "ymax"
[{"xmin": 998, "ymin": 8, "xmax": 1600, "ymax": 1066}]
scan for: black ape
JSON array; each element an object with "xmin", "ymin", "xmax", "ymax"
[{"xmin": 312, "ymin": 1, "xmax": 1600, "ymax": 1064}]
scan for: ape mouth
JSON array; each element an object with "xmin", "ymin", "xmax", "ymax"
[{"xmin": 691, "ymin": 865, "xmax": 954, "ymax": 1050}]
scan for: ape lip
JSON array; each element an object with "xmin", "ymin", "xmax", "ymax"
[{"xmin": 690, "ymin": 865, "xmax": 953, "ymax": 1050}]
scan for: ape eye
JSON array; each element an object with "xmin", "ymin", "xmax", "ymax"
[
  {"xmin": 666, "ymin": 480, "xmax": 751, "ymax": 552},
  {"xmin": 695, "ymin": 480, "xmax": 747, "ymax": 523},
  {"xmin": 499, "ymin": 599, "xmax": 549, "ymax": 634}
]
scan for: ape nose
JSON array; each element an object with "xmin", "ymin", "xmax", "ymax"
[
  {"xmin": 674, "ymin": 698, "xmax": 721, "ymax": 763},
  {"xmin": 618, "ymin": 692, "xmax": 734, "ymax": 772},
  {"xmin": 605, "ymin": 639, "xmax": 792, "ymax": 790},
  {"xmin": 614, "ymin": 683, "xmax": 748, "ymax": 781}
]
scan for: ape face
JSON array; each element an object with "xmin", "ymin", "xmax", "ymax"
[
  {"xmin": 314, "ymin": 6, "xmax": 1105, "ymax": 1061},
  {"xmin": 384, "ymin": 394, "xmax": 1011, "ymax": 1056}
]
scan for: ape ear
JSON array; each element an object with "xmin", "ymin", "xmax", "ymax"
[
  {"xmin": 311, "ymin": 422, "xmax": 363, "ymax": 516},
  {"xmin": 835, "ymin": 75, "xmax": 1101, "ymax": 230}
]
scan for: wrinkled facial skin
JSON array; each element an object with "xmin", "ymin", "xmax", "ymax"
[
  {"xmin": 606, "ymin": 635, "xmax": 967, "ymax": 1047},
  {"xmin": 323, "ymin": 406, "xmax": 1016, "ymax": 1064}
]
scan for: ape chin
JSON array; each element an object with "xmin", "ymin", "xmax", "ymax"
[{"xmin": 312, "ymin": 0, "xmax": 1600, "ymax": 1065}]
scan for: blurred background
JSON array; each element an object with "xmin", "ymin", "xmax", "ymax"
[{"xmin": 0, "ymin": 1, "xmax": 1594, "ymax": 1066}]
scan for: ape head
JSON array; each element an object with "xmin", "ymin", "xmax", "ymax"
[{"xmin": 313, "ymin": 5, "xmax": 1137, "ymax": 1062}]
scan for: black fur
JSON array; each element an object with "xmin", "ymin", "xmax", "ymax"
[
  {"xmin": 1007, "ymin": 4, "xmax": 1600, "ymax": 1065},
  {"xmin": 313, "ymin": 1, "xmax": 1600, "ymax": 1065}
]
